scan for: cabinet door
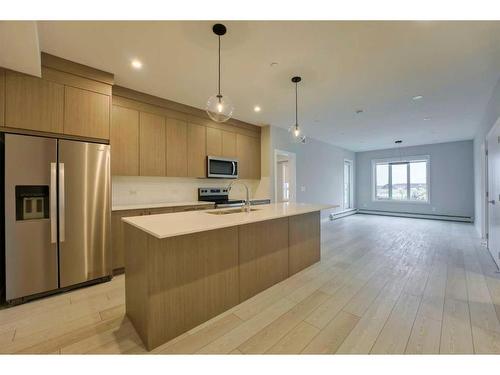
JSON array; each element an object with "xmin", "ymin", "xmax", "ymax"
[
  {"xmin": 239, "ymin": 218, "xmax": 289, "ymax": 301},
  {"xmin": 64, "ymin": 86, "xmax": 110, "ymax": 139},
  {"xmin": 5, "ymin": 71, "xmax": 64, "ymax": 133},
  {"xmin": 111, "ymin": 209, "xmax": 144, "ymax": 271},
  {"xmin": 222, "ymin": 131, "xmax": 237, "ymax": 158},
  {"xmin": 0, "ymin": 69, "xmax": 5, "ymax": 126},
  {"xmin": 288, "ymin": 212, "xmax": 320, "ymax": 275},
  {"xmin": 206, "ymin": 127, "xmax": 222, "ymax": 156},
  {"xmin": 166, "ymin": 118, "xmax": 188, "ymax": 177},
  {"xmin": 237, "ymin": 134, "xmax": 261, "ymax": 179},
  {"xmin": 139, "ymin": 112, "xmax": 166, "ymax": 176},
  {"xmin": 111, "ymin": 105, "xmax": 139, "ymax": 176},
  {"xmin": 187, "ymin": 123, "xmax": 207, "ymax": 178}
]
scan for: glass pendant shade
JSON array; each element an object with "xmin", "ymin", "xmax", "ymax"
[
  {"xmin": 206, "ymin": 94, "xmax": 234, "ymax": 123},
  {"xmin": 288, "ymin": 124, "xmax": 306, "ymax": 143}
]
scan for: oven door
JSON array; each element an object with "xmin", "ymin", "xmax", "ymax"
[{"xmin": 207, "ymin": 156, "xmax": 238, "ymax": 179}]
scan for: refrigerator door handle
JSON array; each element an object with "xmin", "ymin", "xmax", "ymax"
[
  {"xmin": 50, "ymin": 162, "xmax": 57, "ymax": 244},
  {"xmin": 59, "ymin": 162, "xmax": 66, "ymax": 243}
]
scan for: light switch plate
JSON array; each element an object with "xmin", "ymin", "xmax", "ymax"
[{"xmin": 300, "ymin": 186, "xmax": 306, "ymax": 192}]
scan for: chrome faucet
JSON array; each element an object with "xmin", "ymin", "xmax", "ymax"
[{"xmin": 227, "ymin": 180, "xmax": 251, "ymax": 213}]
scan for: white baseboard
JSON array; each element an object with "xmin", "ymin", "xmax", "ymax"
[{"xmin": 357, "ymin": 209, "xmax": 472, "ymax": 223}]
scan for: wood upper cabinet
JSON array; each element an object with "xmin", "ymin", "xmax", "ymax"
[
  {"xmin": 0, "ymin": 69, "xmax": 5, "ymax": 127},
  {"xmin": 206, "ymin": 127, "xmax": 237, "ymax": 158},
  {"xmin": 111, "ymin": 105, "xmax": 139, "ymax": 176},
  {"xmin": 64, "ymin": 86, "xmax": 110, "ymax": 139},
  {"xmin": 139, "ymin": 112, "xmax": 166, "ymax": 176},
  {"xmin": 5, "ymin": 71, "xmax": 64, "ymax": 133},
  {"xmin": 187, "ymin": 123, "xmax": 206, "ymax": 178},
  {"xmin": 206, "ymin": 127, "xmax": 222, "ymax": 156},
  {"xmin": 222, "ymin": 130, "xmax": 237, "ymax": 158},
  {"xmin": 237, "ymin": 134, "xmax": 261, "ymax": 179},
  {"xmin": 166, "ymin": 118, "xmax": 188, "ymax": 177}
]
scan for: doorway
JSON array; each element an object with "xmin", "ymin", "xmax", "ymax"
[
  {"xmin": 274, "ymin": 149, "xmax": 296, "ymax": 203},
  {"xmin": 344, "ymin": 159, "xmax": 354, "ymax": 210},
  {"xmin": 485, "ymin": 117, "xmax": 500, "ymax": 269}
]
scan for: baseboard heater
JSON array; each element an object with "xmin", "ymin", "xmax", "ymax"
[
  {"xmin": 357, "ymin": 209, "xmax": 472, "ymax": 223},
  {"xmin": 327, "ymin": 208, "xmax": 358, "ymax": 221}
]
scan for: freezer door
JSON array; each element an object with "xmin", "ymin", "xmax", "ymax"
[
  {"xmin": 5, "ymin": 134, "xmax": 59, "ymax": 300},
  {"xmin": 58, "ymin": 140, "xmax": 111, "ymax": 287}
]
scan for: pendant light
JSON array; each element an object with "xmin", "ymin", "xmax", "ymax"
[
  {"xmin": 395, "ymin": 140, "xmax": 403, "ymax": 161},
  {"xmin": 206, "ymin": 23, "xmax": 234, "ymax": 123},
  {"xmin": 289, "ymin": 76, "xmax": 306, "ymax": 144}
]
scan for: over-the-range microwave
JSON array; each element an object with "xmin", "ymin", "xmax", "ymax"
[{"xmin": 207, "ymin": 156, "xmax": 238, "ymax": 179}]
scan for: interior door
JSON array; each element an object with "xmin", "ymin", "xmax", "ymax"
[
  {"xmin": 487, "ymin": 125, "xmax": 500, "ymax": 269},
  {"xmin": 4, "ymin": 134, "xmax": 58, "ymax": 300},
  {"xmin": 58, "ymin": 140, "xmax": 111, "ymax": 287}
]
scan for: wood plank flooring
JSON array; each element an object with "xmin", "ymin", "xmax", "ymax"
[{"xmin": 1, "ymin": 214, "xmax": 499, "ymax": 354}]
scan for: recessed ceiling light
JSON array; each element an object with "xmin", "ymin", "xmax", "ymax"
[
  {"xmin": 270, "ymin": 62, "xmax": 279, "ymax": 67},
  {"xmin": 412, "ymin": 95, "xmax": 423, "ymax": 100},
  {"xmin": 131, "ymin": 59, "xmax": 143, "ymax": 69},
  {"xmin": 423, "ymin": 117, "xmax": 431, "ymax": 121},
  {"xmin": 355, "ymin": 109, "xmax": 364, "ymax": 114},
  {"xmin": 254, "ymin": 106, "xmax": 261, "ymax": 112}
]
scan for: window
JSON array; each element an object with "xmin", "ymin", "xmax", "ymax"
[
  {"xmin": 344, "ymin": 160, "xmax": 353, "ymax": 209},
  {"xmin": 373, "ymin": 156, "xmax": 429, "ymax": 203}
]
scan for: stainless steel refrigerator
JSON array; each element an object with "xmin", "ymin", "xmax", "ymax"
[{"xmin": 1, "ymin": 133, "xmax": 111, "ymax": 302}]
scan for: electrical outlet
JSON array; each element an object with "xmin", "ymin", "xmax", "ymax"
[
  {"xmin": 431, "ymin": 207, "xmax": 436, "ymax": 212},
  {"xmin": 329, "ymin": 213, "xmax": 335, "ymax": 221}
]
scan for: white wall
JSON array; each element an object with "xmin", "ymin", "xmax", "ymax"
[
  {"xmin": 268, "ymin": 126, "xmax": 356, "ymax": 219},
  {"xmin": 474, "ymin": 78, "xmax": 500, "ymax": 237},
  {"xmin": 356, "ymin": 140, "xmax": 474, "ymax": 218}
]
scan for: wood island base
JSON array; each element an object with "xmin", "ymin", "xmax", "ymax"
[{"xmin": 124, "ymin": 211, "xmax": 320, "ymax": 350}]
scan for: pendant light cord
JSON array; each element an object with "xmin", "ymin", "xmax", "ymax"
[
  {"xmin": 218, "ymin": 35, "xmax": 221, "ymax": 97},
  {"xmin": 295, "ymin": 81, "xmax": 298, "ymax": 127}
]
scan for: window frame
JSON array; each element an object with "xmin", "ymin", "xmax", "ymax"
[{"xmin": 371, "ymin": 155, "xmax": 430, "ymax": 204}]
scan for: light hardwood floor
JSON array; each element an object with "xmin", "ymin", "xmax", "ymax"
[{"xmin": 1, "ymin": 214, "xmax": 500, "ymax": 354}]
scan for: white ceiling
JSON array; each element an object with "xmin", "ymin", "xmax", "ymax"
[{"xmin": 35, "ymin": 21, "xmax": 500, "ymax": 151}]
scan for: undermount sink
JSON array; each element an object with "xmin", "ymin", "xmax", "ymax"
[{"xmin": 206, "ymin": 207, "xmax": 261, "ymax": 215}]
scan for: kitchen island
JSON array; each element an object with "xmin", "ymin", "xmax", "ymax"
[{"xmin": 122, "ymin": 202, "xmax": 335, "ymax": 350}]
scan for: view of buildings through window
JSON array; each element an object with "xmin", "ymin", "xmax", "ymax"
[{"xmin": 374, "ymin": 159, "xmax": 428, "ymax": 202}]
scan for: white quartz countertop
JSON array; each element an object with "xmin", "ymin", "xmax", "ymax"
[
  {"xmin": 122, "ymin": 202, "xmax": 337, "ymax": 239},
  {"xmin": 112, "ymin": 201, "xmax": 215, "ymax": 212}
]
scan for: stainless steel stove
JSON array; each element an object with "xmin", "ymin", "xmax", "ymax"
[{"xmin": 198, "ymin": 187, "xmax": 246, "ymax": 208}]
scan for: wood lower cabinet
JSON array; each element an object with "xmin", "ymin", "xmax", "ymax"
[
  {"xmin": 238, "ymin": 218, "xmax": 289, "ymax": 301},
  {"xmin": 288, "ymin": 212, "xmax": 321, "ymax": 275},
  {"xmin": 187, "ymin": 123, "xmax": 206, "ymax": 177},
  {"xmin": 0, "ymin": 69, "xmax": 5, "ymax": 126},
  {"xmin": 64, "ymin": 86, "xmax": 110, "ymax": 139},
  {"xmin": 166, "ymin": 118, "xmax": 188, "ymax": 177},
  {"xmin": 5, "ymin": 71, "xmax": 64, "ymax": 133},
  {"xmin": 111, "ymin": 105, "xmax": 139, "ymax": 176},
  {"xmin": 237, "ymin": 134, "xmax": 261, "ymax": 179},
  {"xmin": 112, "ymin": 204, "xmax": 215, "ymax": 271},
  {"xmin": 139, "ymin": 112, "xmax": 166, "ymax": 176},
  {"xmin": 126, "ymin": 225, "xmax": 239, "ymax": 349}
]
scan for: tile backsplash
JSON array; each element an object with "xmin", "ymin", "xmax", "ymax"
[{"xmin": 112, "ymin": 176, "xmax": 269, "ymax": 207}]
